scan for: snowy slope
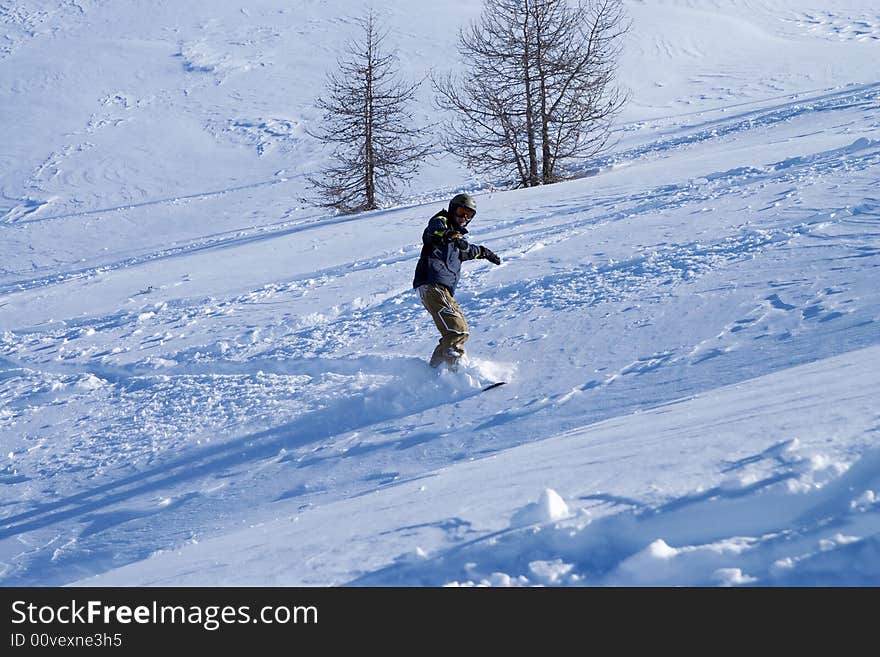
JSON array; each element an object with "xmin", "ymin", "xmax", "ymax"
[
  {"xmin": 1, "ymin": 0, "xmax": 879, "ymax": 586},
  {"xmin": 72, "ymin": 347, "xmax": 880, "ymax": 587}
]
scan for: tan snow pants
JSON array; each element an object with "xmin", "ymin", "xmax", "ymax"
[{"xmin": 417, "ymin": 284, "xmax": 469, "ymax": 368}]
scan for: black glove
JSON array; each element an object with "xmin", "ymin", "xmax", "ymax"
[
  {"xmin": 480, "ymin": 245, "xmax": 501, "ymax": 265},
  {"xmin": 433, "ymin": 229, "xmax": 467, "ymax": 250}
]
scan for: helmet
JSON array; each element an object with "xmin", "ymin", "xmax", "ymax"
[{"xmin": 449, "ymin": 193, "xmax": 477, "ymax": 216}]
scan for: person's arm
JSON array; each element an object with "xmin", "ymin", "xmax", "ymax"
[
  {"xmin": 477, "ymin": 245, "xmax": 501, "ymax": 265},
  {"xmin": 457, "ymin": 239, "xmax": 482, "ymax": 261},
  {"xmin": 423, "ymin": 215, "xmax": 453, "ymax": 246}
]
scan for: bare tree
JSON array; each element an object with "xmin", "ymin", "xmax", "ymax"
[
  {"xmin": 434, "ymin": 0, "xmax": 628, "ymax": 188},
  {"xmin": 308, "ymin": 12, "xmax": 432, "ymax": 214},
  {"xmin": 434, "ymin": 0, "xmax": 539, "ymax": 187}
]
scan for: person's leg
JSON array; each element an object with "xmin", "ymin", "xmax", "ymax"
[
  {"xmin": 438, "ymin": 293, "xmax": 469, "ymax": 366},
  {"xmin": 418, "ymin": 284, "xmax": 469, "ymax": 367}
]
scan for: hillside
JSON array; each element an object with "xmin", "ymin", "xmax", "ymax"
[{"xmin": 1, "ymin": 0, "xmax": 878, "ymax": 586}]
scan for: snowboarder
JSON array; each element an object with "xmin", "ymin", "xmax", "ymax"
[{"xmin": 412, "ymin": 193, "xmax": 502, "ymax": 369}]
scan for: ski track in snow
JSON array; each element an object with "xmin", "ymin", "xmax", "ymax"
[{"xmin": 784, "ymin": 10, "xmax": 880, "ymax": 42}]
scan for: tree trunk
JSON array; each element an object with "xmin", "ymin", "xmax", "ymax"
[
  {"xmin": 522, "ymin": 2, "xmax": 540, "ymax": 187},
  {"xmin": 364, "ymin": 18, "xmax": 377, "ymax": 210},
  {"xmin": 533, "ymin": 4, "xmax": 553, "ymax": 184}
]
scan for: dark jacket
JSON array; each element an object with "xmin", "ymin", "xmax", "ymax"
[{"xmin": 412, "ymin": 209, "xmax": 482, "ymax": 295}]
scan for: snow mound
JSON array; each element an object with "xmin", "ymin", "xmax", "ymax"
[{"xmin": 510, "ymin": 488, "xmax": 572, "ymax": 527}]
